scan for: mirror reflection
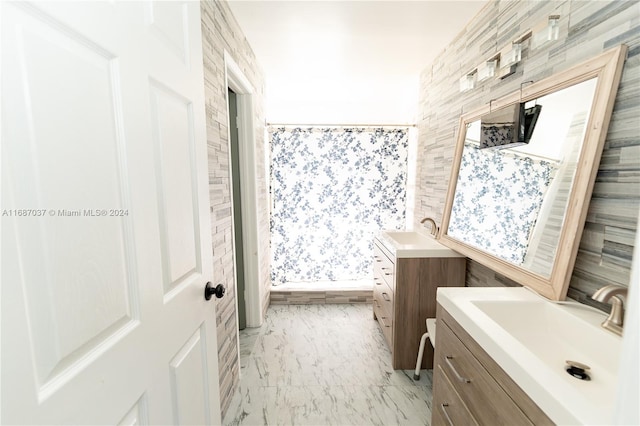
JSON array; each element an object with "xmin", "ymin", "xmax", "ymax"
[{"xmin": 447, "ymin": 78, "xmax": 598, "ymax": 277}]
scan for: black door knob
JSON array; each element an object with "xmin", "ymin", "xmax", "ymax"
[{"xmin": 204, "ymin": 282, "xmax": 225, "ymax": 300}]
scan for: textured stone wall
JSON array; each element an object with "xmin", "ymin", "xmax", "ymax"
[
  {"xmin": 415, "ymin": 0, "xmax": 639, "ymax": 307},
  {"xmin": 270, "ymin": 289, "xmax": 374, "ymax": 304},
  {"xmin": 200, "ymin": 0, "xmax": 269, "ymax": 417}
]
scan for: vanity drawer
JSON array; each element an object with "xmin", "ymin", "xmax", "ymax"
[
  {"xmin": 373, "ymin": 279, "xmax": 394, "ymax": 316},
  {"xmin": 436, "ymin": 320, "xmax": 533, "ymax": 425},
  {"xmin": 432, "ymin": 365, "xmax": 478, "ymax": 426},
  {"xmin": 373, "ymin": 296, "xmax": 393, "ymax": 348},
  {"xmin": 373, "ymin": 243, "xmax": 395, "ymax": 289}
]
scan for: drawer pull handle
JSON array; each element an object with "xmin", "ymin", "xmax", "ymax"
[
  {"xmin": 379, "ymin": 316, "xmax": 390, "ymax": 328},
  {"xmin": 445, "ymin": 356, "xmax": 471, "ymax": 383},
  {"xmin": 382, "ymin": 292, "xmax": 391, "ymax": 301},
  {"xmin": 375, "ymin": 280, "xmax": 382, "ymax": 286},
  {"xmin": 440, "ymin": 403, "xmax": 454, "ymax": 426}
]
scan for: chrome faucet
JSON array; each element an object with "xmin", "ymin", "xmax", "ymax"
[
  {"xmin": 420, "ymin": 217, "xmax": 439, "ymax": 237},
  {"xmin": 591, "ymin": 284, "xmax": 628, "ymax": 336}
]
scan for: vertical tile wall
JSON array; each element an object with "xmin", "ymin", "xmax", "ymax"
[
  {"xmin": 415, "ymin": 0, "xmax": 639, "ymax": 306},
  {"xmin": 200, "ymin": 0, "xmax": 269, "ymax": 417}
]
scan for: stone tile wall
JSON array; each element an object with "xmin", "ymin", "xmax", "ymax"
[
  {"xmin": 415, "ymin": 0, "xmax": 639, "ymax": 307},
  {"xmin": 270, "ymin": 289, "xmax": 374, "ymax": 305},
  {"xmin": 200, "ymin": 0, "xmax": 269, "ymax": 417}
]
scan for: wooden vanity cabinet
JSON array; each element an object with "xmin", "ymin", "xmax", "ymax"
[
  {"xmin": 432, "ymin": 304, "xmax": 554, "ymax": 426},
  {"xmin": 372, "ymin": 239, "xmax": 465, "ymax": 370}
]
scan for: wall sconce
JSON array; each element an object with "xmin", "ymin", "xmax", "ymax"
[
  {"xmin": 531, "ymin": 15, "xmax": 561, "ymax": 49},
  {"xmin": 502, "ymin": 43, "xmax": 522, "ymax": 68},
  {"xmin": 498, "ymin": 31, "xmax": 532, "ymax": 79},
  {"xmin": 477, "ymin": 54, "xmax": 500, "ymax": 82},
  {"xmin": 498, "ymin": 43, "xmax": 521, "ymax": 79},
  {"xmin": 459, "ymin": 69, "xmax": 477, "ymax": 92}
]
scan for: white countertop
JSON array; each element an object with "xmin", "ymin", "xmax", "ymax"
[
  {"xmin": 376, "ymin": 230, "xmax": 464, "ymax": 258},
  {"xmin": 437, "ymin": 287, "xmax": 621, "ymax": 425}
]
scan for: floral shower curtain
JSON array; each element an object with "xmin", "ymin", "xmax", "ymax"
[{"xmin": 269, "ymin": 127, "xmax": 409, "ymax": 285}]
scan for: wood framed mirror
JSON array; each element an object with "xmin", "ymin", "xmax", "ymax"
[{"xmin": 439, "ymin": 45, "xmax": 627, "ymax": 300}]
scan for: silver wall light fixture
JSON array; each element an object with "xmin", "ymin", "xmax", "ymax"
[
  {"xmin": 498, "ymin": 31, "xmax": 532, "ymax": 79},
  {"xmin": 531, "ymin": 15, "xmax": 561, "ymax": 49},
  {"xmin": 477, "ymin": 53, "xmax": 501, "ymax": 82},
  {"xmin": 459, "ymin": 69, "xmax": 478, "ymax": 92}
]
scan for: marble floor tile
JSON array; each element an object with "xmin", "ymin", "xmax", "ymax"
[{"xmin": 224, "ymin": 304, "xmax": 434, "ymax": 426}]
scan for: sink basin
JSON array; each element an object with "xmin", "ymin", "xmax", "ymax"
[
  {"xmin": 473, "ymin": 299, "xmax": 620, "ymax": 384},
  {"xmin": 378, "ymin": 230, "xmax": 463, "ymax": 258},
  {"xmin": 437, "ymin": 287, "xmax": 621, "ymax": 425},
  {"xmin": 383, "ymin": 231, "xmax": 430, "ymax": 245}
]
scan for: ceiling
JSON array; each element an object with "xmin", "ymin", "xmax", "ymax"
[{"xmin": 227, "ymin": 0, "xmax": 488, "ymax": 124}]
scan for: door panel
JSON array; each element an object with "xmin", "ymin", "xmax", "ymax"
[
  {"xmin": 4, "ymin": 0, "xmax": 139, "ymax": 400},
  {"xmin": 118, "ymin": 396, "xmax": 149, "ymax": 426},
  {"xmin": 145, "ymin": 1, "xmax": 188, "ymax": 64},
  {"xmin": 149, "ymin": 81, "xmax": 200, "ymax": 295},
  {"xmin": 1, "ymin": 1, "xmax": 220, "ymax": 424},
  {"xmin": 169, "ymin": 325, "xmax": 209, "ymax": 426}
]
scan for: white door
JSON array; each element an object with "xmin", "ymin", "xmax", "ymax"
[{"xmin": 1, "ymin": 1, "xmax": 221, "ymax": 424}]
